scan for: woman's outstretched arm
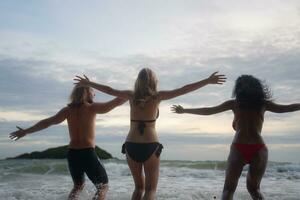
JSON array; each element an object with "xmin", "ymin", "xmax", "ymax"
[
  {"xmin": 171, "ymin": 100, "xmax": 234, "ymax": 115},
  {"xmin": 74, "ymin": 75, "xmax": 132, "ymax": 99},
  {"xmin": 158, "ymin": 72, "xmax": 226, "ymax": 101},
  {"xmin": 265, "ymin": 101, "xmax": 300, "ymax": 113},
  {"xmin": 9, "ymin": 107, "xmax": 68, "ymax": 140}
]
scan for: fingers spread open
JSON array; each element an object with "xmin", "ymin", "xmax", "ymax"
[
  {"xmin": 83, "ymin": 74, "xmax": 90, "ymax": 81},
  {"xmin": 211, "ymin": 71, "xmax": 219, "ymax": 76},
  {"xmin": 75, "ymin": 75, "xmax": 83, "ymax": 79}
]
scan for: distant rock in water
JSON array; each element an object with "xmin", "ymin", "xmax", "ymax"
[{"xmin": 7, "ymin": 145, "xmax": 113, "ymax": 159}]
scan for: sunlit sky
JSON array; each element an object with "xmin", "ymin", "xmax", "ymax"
[{"xmin": 1, "ymin": 0, "xmax": 300, "ymax": 162}]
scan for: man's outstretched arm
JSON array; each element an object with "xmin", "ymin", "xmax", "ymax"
[
  {"xmin": 9, "ymin": 107, "xmax": 68, "ymax": 140},
  {"xmin": 91, "ymin": 98, "xmax": 127, "ymax": 114}
]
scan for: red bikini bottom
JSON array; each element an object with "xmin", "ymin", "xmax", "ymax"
[{"xmin": 233, "ymin": 143, "xmax": 266, "ymax": 164}]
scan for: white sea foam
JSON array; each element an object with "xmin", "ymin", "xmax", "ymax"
[{"xmin": 0, "ymin": 159, "xmax": 299, "ymax": 199}]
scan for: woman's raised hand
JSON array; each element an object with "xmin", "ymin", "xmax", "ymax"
[
  {"xmin": 73, "ymin": 75, "xmax": 91, "ymax": 87},
  {"xmin": 9, "ymin": 126, "xmax": 26, "ymax": 141},
  {"xmin": 206, "ymin": 72, "xmax": 226, "ymax": 84},
  {"xmin": 171, "ymin": 105, "xmax": 185, "ymax": 114}
]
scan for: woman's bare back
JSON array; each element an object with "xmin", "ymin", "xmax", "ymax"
[
  {"xmin": 126, "ymin": 99, "xmax": 160, "ymax": 143},
  {"xmin": 232, "ymin": 104, "xmax": 265, "ymax": 144}
]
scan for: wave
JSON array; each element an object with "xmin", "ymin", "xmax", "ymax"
[
  {"xmin": 161, "ymin": 160, "xmax": 227, "ymax": 170},
  {"xmin": 1, "ymin": 159, "xmax": 300, "ymax": 199},
  {"xmin": 1, "ymin": 159, "xmax": 300, "ymax": 177}
]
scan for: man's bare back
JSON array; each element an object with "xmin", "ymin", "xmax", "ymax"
[{"xmin": 67, "ymin": 103, "xmax": 97, "ymax": 149}]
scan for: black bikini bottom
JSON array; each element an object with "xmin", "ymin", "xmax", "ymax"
[{"xmin": 122, "ymin": 142, "xmax": 163, "ymax": 163}]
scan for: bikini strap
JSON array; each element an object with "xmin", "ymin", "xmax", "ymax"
[
  {"xmin": 156, "ymin": 109, "xmax": 159, "ymax": 119},
  {"xmin": 130, "ymin": 108, "xmax": 159, "ymax": 123},
  {"xmin": 130, "ymin": 119, "xmax": 155, "ymax": 135},
  {"xmin": 155, "ymin": 143, "xmax": 164, "ymax": 158},
  {"xmin": 138, "ymin": 121, "xmax": 146, "ymax": 135},
  {"xmin": 121, "ymin": 143, "xmax": 126, "ymax": 154},
  {"xmin": 130, "ymin": 119, "xmax": 156, "ymax": 122},
  {"xmin": 130, "ymin": 109, "xmax": 159, "ymax": 135}
]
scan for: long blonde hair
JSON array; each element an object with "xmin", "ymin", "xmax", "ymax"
[
  {"xmin": 133, "ymin": 68, "xmax": 158, "ymax": 106},
  {"xmin": 68, "ymin": 85, "xmax": 93, "ymax": 107}
]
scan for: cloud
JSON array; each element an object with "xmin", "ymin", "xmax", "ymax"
[
  {"xmin": 0, "ymin": 110, "xmax": 49, "ymax": 121},
  {"xmin": 1, "ymin": 43, "xmax": 300, "ymax": 132},
  {"xmin": 1, "ymin": 1, "xmax": 300, "ymax": 162}
]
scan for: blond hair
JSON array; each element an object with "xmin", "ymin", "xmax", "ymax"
[
  {"xmin": 68, "ymin": 85, "xmax": 93, "ymax": 107},
  {"xmin": 133, "ymin": 68, "xmax": 158, "ymax": 106}
]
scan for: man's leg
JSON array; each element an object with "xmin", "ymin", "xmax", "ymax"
[
  {"xmin": 67, "ymin": 149, "xmax": 85, "ymax": 200},
  {"xmin": 85, "ymin": 149, "xmax": 109, "ymax": 200},
  {"xmin": 92, "ymin": 183, "xmax": 109, "ymax": 200},
  {"xmin": 68, "ymin": 182, "xmax": 85, "ymax": 200}
]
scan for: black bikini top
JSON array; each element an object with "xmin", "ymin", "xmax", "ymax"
[{"xmin": 131, "ymin": 109, "xmax": 159, "ymax": 135}]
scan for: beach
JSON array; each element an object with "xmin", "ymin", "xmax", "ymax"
[{"xmin": 0, "ymin": 159, "xmax": 299, "ymax": 200}]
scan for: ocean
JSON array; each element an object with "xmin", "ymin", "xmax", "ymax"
[{"xmin": 0, "ymin": 159, "xmax": 299, "ymax": 200}]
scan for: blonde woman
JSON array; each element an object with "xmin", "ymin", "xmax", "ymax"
[
  {"xmin": 9, "ymin": 85, "xmax": 126, "ymax": 200},
  {"xmin": 74, "ymin": 68, "xmax": 226, "ymax": 200}
]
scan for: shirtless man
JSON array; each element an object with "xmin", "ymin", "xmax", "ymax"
[{"xmin": 9, "ymin": 83, "xmax": 126, "ymax": 200}]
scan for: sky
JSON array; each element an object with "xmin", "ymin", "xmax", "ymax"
[{"xmin": 0, "ymin": 0, "xmax": 300, "ymax": 162}]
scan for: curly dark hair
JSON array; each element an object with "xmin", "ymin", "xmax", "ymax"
[{"xmin": 232, "ymin": 75, "xmax": 272, "ymax": 109}]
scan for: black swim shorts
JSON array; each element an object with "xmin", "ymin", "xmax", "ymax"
[{"xmin": 67, "ymin": 148, "xmax": 108, "ymax": 185}]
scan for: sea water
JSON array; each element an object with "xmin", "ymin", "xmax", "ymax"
[{"xmin": 0, "ymin": 159, "xmax": 299, "ymax": 200}]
